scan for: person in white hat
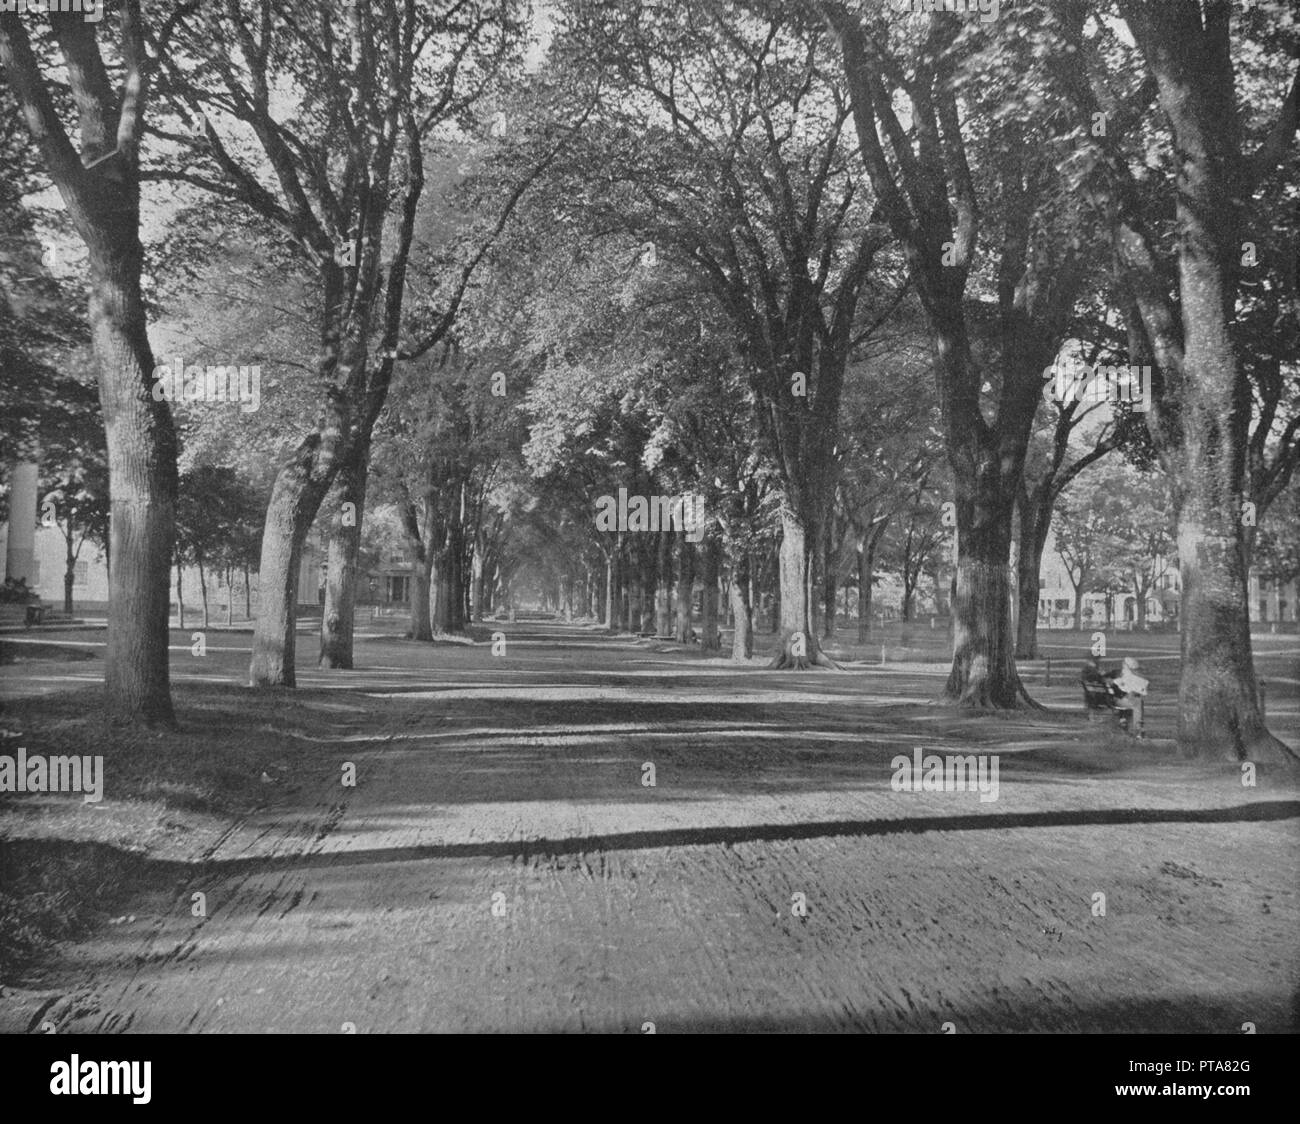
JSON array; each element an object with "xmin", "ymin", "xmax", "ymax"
[{"xmin": 1114, "ymin": 656, "xmax": 1148, "ymax": 737}]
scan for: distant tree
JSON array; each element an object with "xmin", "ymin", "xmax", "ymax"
[
  {"xmin": 1054, "ymin": 485, "xmax": 1126, "ymax": 633},
  {"xmin": 176, "ymin": 466, "xmax": 265, "ymax": 629},
  {"xmin": 1253, "ymin": 484, "xmax": 1300, "ymax": 592}
]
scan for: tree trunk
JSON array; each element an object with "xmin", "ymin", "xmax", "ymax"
[
  {"xmin": 821, "ymin": 518, "xmax": 836, "ymax": 640},
  {"xmin": 1100, "ymin": 4, "xmax": 1291, "ymax": 761},
  {"xmin": 1015, "ymin": 533, "xmax": 1047, "ymax": 660},
  {"xmin": 611, "ymin": 540, "xmax": 627, "ymax": 631},
  {"xmin": 90, "ymin": 245, "xmax": 178, "ymax": 725},
  {"xmin": 226, "ymin": 566, "xmax": 234, "ymax": 627},
  {"xmin": 770, "ymin": 547, "xmax": 781, "ymax": 634},
  {"xmin": 1174, "ymin": 505, "xmax": 1280, "ymax": 758},
  {"xmin": 320, "ymin": 444, "xmax": 369, "ymax": 669},
  {"xmin": 655, "ymin": 530, "xmax": 671, "ymax": 637},
  {"xmin": 857, "ymin": 536, "xmax": 874, "ymax": 643},
  {"xmin": 63, "ymin": 534, "xmax": 75, "ymax": 614},
  {"xmin": 700, "ymin": 536, "xmax": 721, "ymax": 651},
  {"xmin": 944, "ymin": 493, "xmax": 1030, "ymax": 707},
  {"xmin": 674, "ymin": 533, "xmax": 695, "ymax": 643},
  {"xmin": 770, "ymin": 507, "xmax": 835, "ymax": 669},
  {"xmin": 198, "ymin": 556, "xmax": 209, "ymax": 629},
  {"xmin": 471, "ymin": 550, "xmax": 485, "ymax": 621},
  {"xmin": 627, "ymin": 572, "xmax": 642, "ymax": 633},
  {"xmin": 604, "ymin": 552, "xmax": 615, "ymax": 628},
  {"xmin": 432, "ymin": 549, "xmax": 454, "ymax": 634},
  {"xmin": 175, "ymin": 559, "xmax": 184, "ymax": 630},
  {"xmin": 248, "ymin": 458, "xmax": 337, "ymax": 687},
  {"xmin": 729, "ymin": 552, "xmax": 753, "ymax": 659},
  {"xmin": 244, "ymin": 564, "xmax": 251, "ymax": 619}
]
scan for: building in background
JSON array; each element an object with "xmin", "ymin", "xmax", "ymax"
[{"xmin": 1, "ymin": 514, "xmax": 324, "ymax": 618}]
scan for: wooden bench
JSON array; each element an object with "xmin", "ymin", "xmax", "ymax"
[{"xmin": 1082, "ymin": 675, "xmax": 1120, "ymax": 719}]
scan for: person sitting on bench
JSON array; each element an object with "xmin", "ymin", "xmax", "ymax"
[
  {"xmin": 1080, "ymin": 656, "xmax": 1121, "ymax": 716},
  {"xmin": 1113, "ymin": 656, "xmax": 1148, "ymax": 737}
]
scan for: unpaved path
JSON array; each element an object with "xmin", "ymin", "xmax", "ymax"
[{"xmin": 7, "ymin": 622, "xmax": 1299, "ymax": 1033}]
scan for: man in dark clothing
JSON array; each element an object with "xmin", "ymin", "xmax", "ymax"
[{"xmin": 1081, "ymin": 655, "xmax": 1122, "ymax": 716}]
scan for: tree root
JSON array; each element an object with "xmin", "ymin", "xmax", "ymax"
[{"xmin": 767, "ymin": 649, "xmax": 842, "ymax": 670}]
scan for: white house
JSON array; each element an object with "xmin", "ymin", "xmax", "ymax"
[{"xmin": 2, "ymin": 460, "xmax": 322, "ymax": 617}]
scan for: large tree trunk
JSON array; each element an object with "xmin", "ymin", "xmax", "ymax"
[
  {"xmin": 320, "ymin": 443, "xmax": 369, "ymax": 669},
  {"xmin": 1096, "ymin": 3, "xmax": 1293, "ymax": 762},
  {"xmin": 249, "ymin": 460, "xmax": 335, "ymax": 687},
  {"xmin": 729, "ymin": 552, "xmax": 753, "ymax": 659},
  {"xmin": 945, "ymin": 486, "xmax": 1030, "ymax": 707},
  {"xmin": 431, "ymin": 549, "xmax": 455, "ymax": 634},
  {"xmin": 92, "ymin": 246, "xmax": 178, "ymax": 725},
  {"xmin": 1, "ymin": 22, "xmax": 180, "ymax": 727},
  {"xmin": 770, "ymin": 507, "xmax": 836, "ymax": 669},
  {"xmin": 674, "ymin": 533, "xmax": 695, "ymax": 643},
  {"xmin": 1173, "ymin": 504, "xmax": 1279, "ymax": 758},
  {"xmin": 700, "ymin": 536, "xmax": 721, "ymax": 651},
  {"xmin": 410, "ymin": 546, "xmax": 431, "ymax": 641}
]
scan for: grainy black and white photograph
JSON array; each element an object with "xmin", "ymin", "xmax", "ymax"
[{"xmin": 0, "ymin": 0, "xmax": 1297, "ymax": 1080}]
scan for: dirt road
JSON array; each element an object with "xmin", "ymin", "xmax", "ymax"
[{"xmin": 5, "ymin": 621, "xmax": 1298, "ymax": 1033}]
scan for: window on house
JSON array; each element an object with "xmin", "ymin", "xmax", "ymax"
[{"xmin": 73, "ymin": 561, "xmax": 88, "ymax": 585}]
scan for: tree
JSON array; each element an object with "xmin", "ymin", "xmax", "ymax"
[
  {"xmin": 144, "ymin": 0, "xmax": 558, "ymax": 682},
  {"xmin": 1015, "ymin": 332, "xmax": 1140, "ymax": 657},
  {"xmin": 1105, "ymin": 468, "xmax": 1175, "ymax": 631},
  {"xmin": 1057, "ymin": 0, "xmax": 1299, "ymax": 759},
  {"xmin": 880, "ymin": 471, "xmax": 947, "ymax": 624},
  {"xmin": 176, "ymin": 465, "xmax": 264, "ymax": 629},
  {"xmin": 819, "ymin": 0, "xmax": 1106, "ymax": 706},
  {"xmin": 549, "ymin": 0, "xmax": 899, "ymax": 668},
  {"xmin": 1053, "ymin": 483, "xmax": 1126, "ymax": 634},
  {"xmin": 2, "ymin": 2, "xmax": 180, "ymax": 726},
  {"xmin": 1253, "ymin": 484, "xmax": 1300, "ymax": 592}
]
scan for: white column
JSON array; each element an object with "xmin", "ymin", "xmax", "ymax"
[{"xmin": 5, "ymin": 460, "xmax": 39, "ymax": 585}]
